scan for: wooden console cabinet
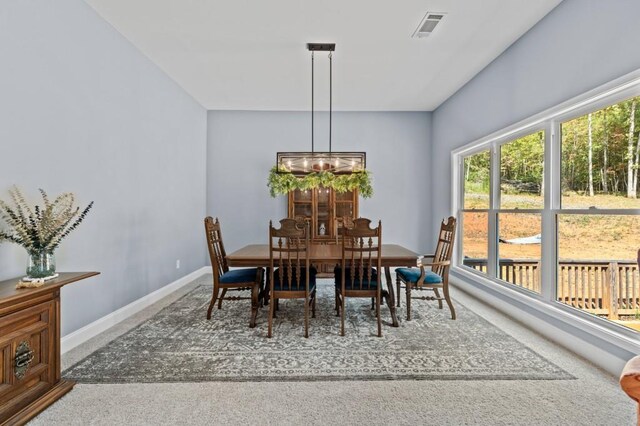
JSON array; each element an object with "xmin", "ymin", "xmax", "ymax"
[{"xmin": 0, "ymin": 272, "xmax": 99, "ymax": 425}]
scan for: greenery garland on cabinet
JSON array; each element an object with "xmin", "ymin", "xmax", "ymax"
[{"xmin": 268, "ymin": 166, "xmax": 373, "ymax": 198}]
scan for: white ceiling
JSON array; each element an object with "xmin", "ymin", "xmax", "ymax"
[{"xmin": 85, "ymin": 0, "xmax": 562, "ymax": 111}]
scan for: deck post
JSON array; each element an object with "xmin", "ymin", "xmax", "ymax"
[{"xmin": 608, "ymin": 261, "xmax": 619, "ymax": 320}]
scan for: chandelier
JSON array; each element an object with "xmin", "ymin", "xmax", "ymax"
[{"xmin": 276, "ymin": 43, "xmax": 366, "ymax": 176}]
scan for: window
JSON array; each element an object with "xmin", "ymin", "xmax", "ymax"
[
  {"xmin": 454, "ymin": 81, "xmax": 640, "ymax": 334},
  {"xmin": 561, "ymin": 97, "xmax": 640, "ymax": 209},
  {"xmin": 557, "ymin": 96, "xmax": 640, "ymax": 330},
  {"xmin": 498, "ymin": 213, "xmax": 542, "ymax": 293},
  {"xmin": 461, "ymin": 151, "xmax": 490, "ymax": 274},
  {"xmin": 501, "ymin": 131, "xmax": 545, "ymax": 209},
  {"xmin": 460, "ymin": 132, "xmax": 545, "ymax": 294}
]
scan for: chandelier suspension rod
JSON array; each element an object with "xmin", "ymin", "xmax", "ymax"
[
  {"xmin": 329, "ymin": 52, "xmax": 332, "ymax": 154},
  {"xmin": 311, "ymin": 51, "xmax": 314, "ymax": 154}
]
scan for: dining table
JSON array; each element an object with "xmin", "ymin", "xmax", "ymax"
[{"xmin": 226, "ymin": 243, "xmax": 419, "ymax": 327}]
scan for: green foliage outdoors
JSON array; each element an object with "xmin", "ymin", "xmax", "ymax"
[
  {"xmin": 464, "ymin": 95, "xmax": 640, "ymax": 202},
  {"xmin": 268, "ymin": 166, "xmax": 373, "ymax": 198},
  {"xmin": 562, "ymin": 97, "xmax": 639, "ymax": 196}
]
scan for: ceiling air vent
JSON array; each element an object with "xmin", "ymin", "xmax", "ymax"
[{"xmin": 412, "ymin": 12, "xmax": 446, "ymax": 38}]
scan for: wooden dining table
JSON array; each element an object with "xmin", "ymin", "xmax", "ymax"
[{"xmin": 226, "ymin": 243, "xmax": 419, "ymax": 327}]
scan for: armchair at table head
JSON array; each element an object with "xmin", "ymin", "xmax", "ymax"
[
  {"xmin": 334, "ymin": 218, "xmax": 383, "ymax": 337},
  {"xmin": 204, "ymin": 217, "xmax": 264, "ymax": 328},
  {"xmin": 395, "ymin": 216, "xmax": 457, "ymax": 320},
  {"xmin": 268, "ymin": 218, "xmax": 317, "ymax": 338}
]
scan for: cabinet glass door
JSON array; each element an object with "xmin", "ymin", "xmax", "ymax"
[
  {"xmin": 292, "ymin": 189, "xmax": 312, "ymax": 221},
  {"xmin": 315, "ymin": 187, "xmax": 332, "ymax": 239}
]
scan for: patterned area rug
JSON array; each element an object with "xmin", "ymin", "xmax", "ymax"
[{"xmin": 64, "ymin": 281, "xmax": 574, "ymax": 383}]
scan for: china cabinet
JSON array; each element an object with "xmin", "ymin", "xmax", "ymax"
[{"xmin": 288, "ymin": 187, "xmax": 358, "ymax": 244}]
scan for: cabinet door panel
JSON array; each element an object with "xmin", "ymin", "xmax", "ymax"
[{"xmin": 0, "ymin": 300, "xmax": 55, "ymax": 421}]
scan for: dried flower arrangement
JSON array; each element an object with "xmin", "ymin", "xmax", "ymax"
[{"xmin": 0, "ymin": 187, "xmax": 93, "ymax": 279}]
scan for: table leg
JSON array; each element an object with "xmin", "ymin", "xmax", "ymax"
[
  {"xmin": 385, "ymin": 267, "xmax": 399, "ymax": 327},
  {"xmin": 250, "ymin": 282, "xmax": 260, "ymax": 328},
  {"xmin": 263, "ymin": 267, "xmax": 271, "ymax": 306}
]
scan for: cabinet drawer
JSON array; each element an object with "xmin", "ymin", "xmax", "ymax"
[{"xmin": 0, "ymin": 300, "xmax": 56, "ymax": 422}]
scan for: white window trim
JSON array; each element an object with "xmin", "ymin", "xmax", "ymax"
[{"xmin": 449, "ymin": 69, "xmax": 640, "ymax": 369}]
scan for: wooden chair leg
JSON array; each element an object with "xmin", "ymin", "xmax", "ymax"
[
  {"xmin": 250, "ymin": 283, "xmax": 260, "ymax": 328},
  {"xmin": 206, "ymin": 285, "xmax": 220, "ymax": 320},
  {"xmin": 443, "ymin": 282, "xmax": 456, "ymax": 320},
  {"xmin": 406, "ymin": 284, "xmax": 412, "ymax": 321},
  {"xmin": 396, "ymin": 277, "xmax": 401, "ymax": 308},
  {"xmin": 257, "ymin": 269, "xmax": 265, "ymax": 306},
  {"xmin": 433, "ymin": 288, "xmax": 444, "ymax": 309},
  {"xmin": 218, "ymin": 288, "xmax": 227, "ymax": 309},
  {"xmin": 268, "ymin": 292, "xmax": 275, "ymax": 338},
  {"xmin": 371, "ymin": 297, "xmax": 374, "ymax": 310}
]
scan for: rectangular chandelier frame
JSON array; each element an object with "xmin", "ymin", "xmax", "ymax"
[{"xmin": 276, "ymin": 152, "xmax": 366, "ymax": 175}]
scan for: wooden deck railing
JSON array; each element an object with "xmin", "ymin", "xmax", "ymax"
[{"xmin": 462, "ymin": 258, "xmax": 640, "ymax": 319}]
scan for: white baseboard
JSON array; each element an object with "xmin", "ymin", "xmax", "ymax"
[{"xmin": 61, "ymin": 266, "xmax": 210, "ymax": 354}]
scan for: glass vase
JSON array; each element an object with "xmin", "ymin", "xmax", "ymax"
[{"xmin": 26, "ymin": 250, "xmax": 56, "ymax": 279}]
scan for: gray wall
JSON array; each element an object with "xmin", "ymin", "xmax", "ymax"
[
  {"xmin": 431, "ymin": 0, "xmax": 640, "ymax": 227},
  {"xmin": 207, "ymin": 111, "xmax": 432, "ymax": 254},
  {"xmin": 0, "ymin": 1, "xmax": 207, "ymax": 335}
]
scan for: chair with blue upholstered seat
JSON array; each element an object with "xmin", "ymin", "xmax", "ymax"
[
  {"xmin": 204, "ymin": 217, "xmax": 264, "ymax": 328},
  {"xmin": 268, "ymin": 218, "xmax": 316, "ymax": 338},
  {"xmin": 335, "ymin": 218, "xmax": 383, "ymax": 337},
  {"xmin": 396, "ymin": 216, "xmax": 457, "ymax": 320}
]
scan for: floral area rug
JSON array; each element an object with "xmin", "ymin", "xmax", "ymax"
[{"xmin": 64, "ymin": 280, "xmax": 574, "ymax": 383}]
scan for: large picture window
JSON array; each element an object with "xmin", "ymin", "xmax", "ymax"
[{"xmin": 455, "ymin": 86, "xmax": 640, "ymax": 333}]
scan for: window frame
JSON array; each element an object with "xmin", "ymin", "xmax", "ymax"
[{"xmin": 451, "ymin": 69, "xmax": 640, "ymax": 339}]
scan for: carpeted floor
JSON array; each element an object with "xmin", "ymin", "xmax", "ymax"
[
  {"xmin": 31, "ymin": 274, "xmax": 635, "ymax": 425},
  {"xmin": 63, "ymin": 283, "xmax": 572, "ymax": 383}
]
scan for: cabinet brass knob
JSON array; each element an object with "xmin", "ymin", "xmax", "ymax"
[{"xmin": 15, "ymin": 340, "xmax": 34, "ymax": 379}]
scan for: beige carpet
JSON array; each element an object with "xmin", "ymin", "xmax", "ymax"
[{"xmin": 31, "ymin": 274, "xmax": 635, "ymax": 425}]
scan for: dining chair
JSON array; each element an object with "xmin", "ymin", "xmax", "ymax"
[
  {"xmin": 395, "ymin": 216, "xmax": 457, "ymax": 320},
  {"xmin": 204, "ymin": 217, "xmax": 264, "ymax": 328},
  {"xmin": 334, "ymin": 218, "xmax": 383, "ymax": 337},
  {"xmin": 268, "ymin": 218, "xmax": 317, "ymax": 338}
]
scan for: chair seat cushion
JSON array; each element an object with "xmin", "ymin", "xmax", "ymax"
[
  {"xmin": 396, "ymin": 267, "xmax": 442, "ymax": 284},
  {"xmin": 334, "ymin": 266, "xmax": 379, "ymax": 289},
  {"xmin": 273, "ymin": 267, "xmax": 317, "ymax": 291},
  {"xmin": 219, "ymin": 268, "xmax": 262, "ymax": 284}
]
